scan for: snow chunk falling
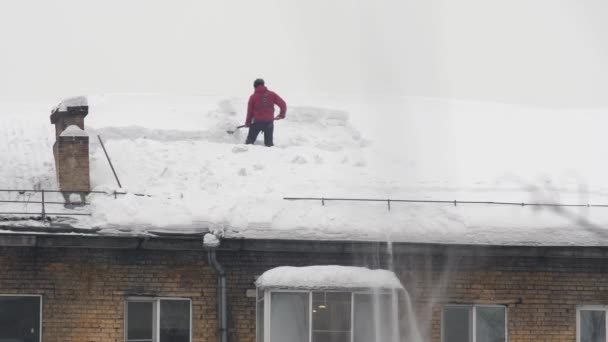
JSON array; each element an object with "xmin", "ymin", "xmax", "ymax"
[
  {"xmin": 256, "ymin": 266, "xmax": 404, "ymax": 290},
  {"xmin": 60, "ymin": 125, "xmax": 88, "ymax": 137},
  {"xmin": 203, "ymin": 233, "xmax": 220, "ymax": 248}
]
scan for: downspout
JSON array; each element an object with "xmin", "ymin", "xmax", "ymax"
[{"xmin": 204, "ymin": 233, "xmax": 227, "ymax": 342}]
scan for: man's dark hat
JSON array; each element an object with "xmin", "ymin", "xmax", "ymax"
[{"xmin": 254, "ymin": 78, "xmax": 265, "ymax": 88}]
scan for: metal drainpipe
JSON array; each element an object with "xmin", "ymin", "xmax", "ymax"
[{"xmin": 207, "ymin": 247, "xmax": 228, "ymax": 342}]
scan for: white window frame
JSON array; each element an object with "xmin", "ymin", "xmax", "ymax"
[
  {"xmin": 577, "ymin": 305, "xmax": 608, "ymax": 342},
  {"xmin": 256, "ymin": 289, "xmax": 265, "ymax": 342},
  {"xmin": 125, "ymin": 297, "xmax": 192, "ymax": 342},
  {"xmin": 258, "ymin": 289, "xmax": 398, "ymax": 342},
  {"xmin": 0, "ymin": 294, "xmax": 43, "ymax": 342},
  {"xmin": 441, "ymin": 304, "xmax": 508, "ymax": 342}
]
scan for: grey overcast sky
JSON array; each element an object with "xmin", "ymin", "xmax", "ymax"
[{"xmin": 0, "ymin": 0, "xmax": 606, "ymax": 107}]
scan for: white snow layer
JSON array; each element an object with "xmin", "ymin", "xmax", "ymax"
[
  {"xmin": 60, "ymin": 125, "xmax": 88, "ymax": 137},
  {"xmin": 256, "ymin": 266, "xmax": 403, "ymax": 290},
  {"xmin": 3, "ymin": 93, "xmax": 608, "ymax": 245},
  {"xmin": 55, "ymin": 96, "xmax": 88, "ymax": 112}
]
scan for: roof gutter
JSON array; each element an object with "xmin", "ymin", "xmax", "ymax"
[
  {"xmin": 4, "ymin": 233, "xmax": 608, "ymax": 259},
  {"xmin": 204, "ymin": 233, "xmax": 227, "ymax": 342}
]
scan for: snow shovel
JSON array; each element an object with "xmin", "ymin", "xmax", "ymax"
[
  {"xmin": 226, "ymin": 125, "xmax": 247, "ymax": 134},
  {"xmin": 227, "ymin": 117, "xmax": 281, "ymax": 134}
]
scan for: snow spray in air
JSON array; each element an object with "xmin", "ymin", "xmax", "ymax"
[{"xmin": 363, "ymin": 237, "xmax": 424, "ymax": 342}]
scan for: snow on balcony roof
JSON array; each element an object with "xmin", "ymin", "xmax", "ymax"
[
  {"xmin": 2, "ymin": 94, "xmax": 608, "ymax": 246},
  {"xmin": 60, "ymin": 125, "xmax": 88, "ymax": 137},
  {"xmin": 255, "ymin": 266, "xmax": 404, "ymax": 290}
]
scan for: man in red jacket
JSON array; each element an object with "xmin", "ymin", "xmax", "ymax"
[{"xmin": 245, "ymin": 78, "xmax": 287, "ymax": 147}]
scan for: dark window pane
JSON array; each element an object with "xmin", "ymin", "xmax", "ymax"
[
  {"xmin": 443, "ymin": 306, "xmax": 472, "ymax": 342},
  {"xmin": 313, "ymin": 331, "xmax": 351, "ymax": 342},
  {"xmin": 127, "ymin": 301, "xmax": 154, "ymax": 341},
  {"xmin": 0, "ymin": 296, "xmax": 41, "ymax": 342},
  {"xmin": 271, "ymin": 292, "xmax": 309, "ymax": 342},
  {"xmin": 160, "ymin": 300, "xmax": 190, "ymax": 342},
  {"xmin": 476, "ymin": 307, "xmax": 506, "ymax": 342},
  {"xmin": 312, "ymin": 292, "xmax": 351, "ymax": 335},
  {"xmin": 581, "ymin": 310, "xmax": 606, "ymax": 342},
  {"xmin": 354, "ymin": 293, "xmax": 399, "ymax": 342}
]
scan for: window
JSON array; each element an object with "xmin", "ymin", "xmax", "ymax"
[
  {"xmin": 270, "ymin": 292, "xmax": 309, "ymax": 342},
  {"xmin": 312, "ymin": 292, "xmax": 351, "ymax": 342},
  {"xmin": 125, "ymin": 298, "xmax": 191, "ymax": 342},
  {"xmin": 354, "ymin": 293, "xmax": 399, "ymax": 342},
  {"xmin": 0, "ymin": 295, "xmax": 41, "ymax": 342},
  {"xmin": 578, "ymin": 306, "xmax": 608, "ymax": 342},
  {"xmin": 257, "ymin": 290, "xmax": 400, "ymax": 342},
  {"xmin": 442, "ymin": 305, "xmax": 506, "ymax": 342}
]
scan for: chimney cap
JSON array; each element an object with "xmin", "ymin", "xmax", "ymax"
[{"xmin": 50, "ymin": 96, "xmax": 89, "ymax": 124}]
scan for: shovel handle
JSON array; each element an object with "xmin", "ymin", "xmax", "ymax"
[{"xmin": 227, "ymin": 124, "xmax": 247, "ymax": 134}]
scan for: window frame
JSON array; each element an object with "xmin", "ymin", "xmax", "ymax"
[
  {"xmin": 577, "ymin": 305, "xmax": 608, "ymax": 342},
  {"xmin": 258, "ymin": 289, "xmax": 399, "ymax": 342},
  {"xmin": 0, "ymin": 294, "xmax": 43, "ymax": 342},
  {"xmin": 256, "ymin": 289, "xmax": 265, "ymax": 342},
  {"xmin": 441, "ymin": 304, "xmax": 508, "ymax": 342},
  {"xmin": 124, "ymin": 297, "xmax": 192, "ymax": 342}
]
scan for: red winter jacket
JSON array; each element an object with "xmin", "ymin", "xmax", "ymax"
[{"xmin": 245, "ymin": 86, "xmax": 287, "ymax": 125}]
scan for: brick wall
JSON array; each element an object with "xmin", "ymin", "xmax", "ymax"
[
  {"xmin": 53, "ymin": 135, "xmax": 90, "ymax": 192},
  {"xmin": 1, "ymin": 245, "xmax": 608, "ymax": 341},
  {"xmin": 0, "ymin": 248, "xmax": 216, "ymax": 342},
  {"xmin": 391, "ymin": 254, "xmax": 596, "ymax": 342}
]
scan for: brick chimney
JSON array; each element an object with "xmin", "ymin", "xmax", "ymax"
[{"xmin": 50, "ymin": 97, "xmax": 90, "ymax": 201}]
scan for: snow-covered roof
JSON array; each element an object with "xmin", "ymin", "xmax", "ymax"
[
  {"xmin": 255, "ymin": 266, "xmax": 403, "ymax": 290},
  {"xmin": 60, "ymin": 125, "xmax": 88, "ymax": 137},
  {"xmin": 2, "ymin": 93, "xmax": 608, "ymax": 246}
]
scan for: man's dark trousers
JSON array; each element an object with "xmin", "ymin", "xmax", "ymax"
[{"xmin": 245, "ymin": 121, "xmax": 274, "ymax": 147}]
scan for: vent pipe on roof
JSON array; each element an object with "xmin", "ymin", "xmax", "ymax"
[
  {"xmin": 50, "ymin": 96, "xmax": 90, "ymax": 203},
  {"xmin": 204, "ymin": 233, "xmax": 228, "ymax": 342}
]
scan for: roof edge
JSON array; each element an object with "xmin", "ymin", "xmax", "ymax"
[{"xmin": 2, "ymin": 233, "xmax": 608, "ymax": 258}]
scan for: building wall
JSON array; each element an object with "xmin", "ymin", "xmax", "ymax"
[
  {"xmin": 1, "ymin": 245, "xmax": 608, "ymax": 341},
  {"xmin": 0, "ymin": 247, "xmax": 217, "ymax": 342},
  {"xmin": 224, "ymin": 250, "xmax": 608, "ymax": 342},
  {"xmin": 392, "ymin": 254, "xmax": 608, "ymax": 342}
]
